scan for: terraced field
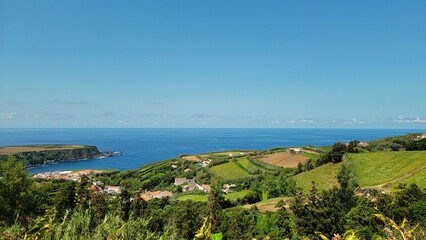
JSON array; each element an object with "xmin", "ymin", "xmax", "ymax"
[
  {"xmin": 293, "ymin": 162, "xmax": 342, "ymax": 192},
  {"xmin": 348, "ymin": 151, "xmax": 426, "ymax": 189}
]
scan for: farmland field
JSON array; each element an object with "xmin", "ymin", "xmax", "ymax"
[
  {"xmin": 348, "ymin": 151, "xmax": 426, "ymax": 188},
  {"xmin": 293, "ymin": 162, "xmax": 342, "ymax": 192},
  {"xmin": 208, "ymin": 160, "xmax": 252, "ymax": 181},
  {"xmin": 256, "ymin": 151, "xmax": 309, "ymax": 168}
]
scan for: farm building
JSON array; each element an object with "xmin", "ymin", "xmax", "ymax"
[{"xmin": 288, "ymin": 148, "xmax": 302, "ymax": 154}]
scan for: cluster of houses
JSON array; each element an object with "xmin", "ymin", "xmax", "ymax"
[
  {"xmin": 33, "ymin": 170, "xmax": 123, "ymax": 195},
  {"xmin": 33, "ymin": 169, "xmax": 103, "ymax": 181},
  {"xmin": 416, "ymin": 133, "xmax": 426, "ymax": 140},
  {"xmin": 174, "ymin": 178, "xmax": 211, "ymax": 192}
]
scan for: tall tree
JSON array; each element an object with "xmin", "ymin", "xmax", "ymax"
[
  {"xmin": 0, "ymin": 156, "xmax": 36, "ymax": 227},
  {"xmin": 54, "ymin": 181, "xmax": 76, "ymax": 219},
  {"xmin": 130, "ymin": 196, "xmax": 148, "ymax": 219},
  {"xmin": 328, "ymin": 142, "xmax": 347, "ymax": 163},
  {"xmin": 207, "ymin": 186, "xmax": 222, "ymax": 233},
  {"xmin": 76, "ymin": 174, "xmax": 91, "ymax": 209},
  {"xmin": 118, "ymin": 189, "xmax": 131, "ymax": 221}
]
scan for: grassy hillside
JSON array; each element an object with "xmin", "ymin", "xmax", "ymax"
[
  {"xmin": 347, "ymin": 151, "xmax": 426, "ymax": 189},
  {"xmin": 293, "ymin": 162, "xmax": 342, "ymax": 192}
]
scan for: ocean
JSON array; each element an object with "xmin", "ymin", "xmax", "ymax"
[{"xmin": 0, "ymin": 128, "xmax": 424, "ymax": 174}]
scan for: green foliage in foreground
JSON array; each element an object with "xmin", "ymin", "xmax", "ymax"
[{"xmin": 23, "ymin": 208, "xmax": 160, "ymax": 240}]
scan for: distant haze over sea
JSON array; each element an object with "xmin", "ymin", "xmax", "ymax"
[{"xmin": 0, "ymin": 128, "xmax": 424, "ymax": 174}]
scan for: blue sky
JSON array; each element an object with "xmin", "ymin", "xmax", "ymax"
[{"xmin": 1, "ymin": 1, "xmax": 425, "ymax": 128}]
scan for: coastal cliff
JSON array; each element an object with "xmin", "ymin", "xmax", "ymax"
[{"xmin": 0, "ymin": 144, "xmax": 101, "ymax": 166}]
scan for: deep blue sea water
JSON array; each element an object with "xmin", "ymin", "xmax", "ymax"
[{"xmin": 0, "ymin": 128, "xmax": 424, "ymax": 174}]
